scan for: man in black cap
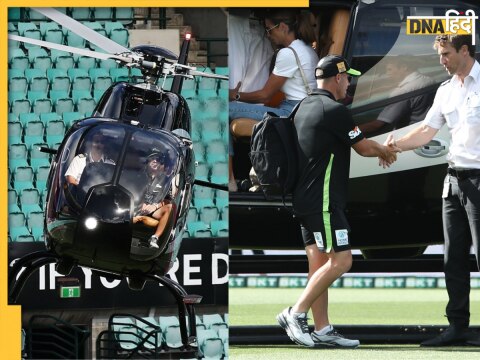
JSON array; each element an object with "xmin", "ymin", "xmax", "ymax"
[{"xmin": 276, "ymin": 55, "xmax": 399, "ymax": 348}]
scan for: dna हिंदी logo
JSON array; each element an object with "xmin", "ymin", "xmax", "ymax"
[{"xmin": 406, "ymin": 9, "xmax": 478, "ymax": 45}]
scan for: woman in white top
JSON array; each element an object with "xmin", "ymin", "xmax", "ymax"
[{"xmin": 229, "ymin": 9, "xmax": 319, "ymax": 190}]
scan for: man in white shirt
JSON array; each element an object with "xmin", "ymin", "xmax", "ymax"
[
  {"xmin": 65, "ymin": 132, "xmax": 115, "ymax": 185},
  {"xmin": 385, "ymin": 35, "xmax": 480, "ymax": 347}
]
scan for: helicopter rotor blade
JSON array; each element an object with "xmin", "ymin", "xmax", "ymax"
[
  {"xmin": 31, "ymin": 7, "xmax": 131, "ymax": 55},
  {"xmin": 188, "ymin": 70, "xmax": 228, "ymax": 81},
  {"xmin": 8, "ymin": 34, "xmax": 133, "ymax": 64}
]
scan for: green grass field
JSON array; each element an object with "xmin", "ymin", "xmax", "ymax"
[{"xmin": 229, "ymin": 288, "xmax": 480, "ymax": 359}]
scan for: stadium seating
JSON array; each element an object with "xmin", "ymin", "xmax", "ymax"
[
  {"xmin": 210, "ymin": 220, "xmax": 228, "ymax": 237},
  {"xmin": 114, "ymin": 7, "xmax": 134, "ymax": 24},
  {"xmin": 11, "ymin": 99, "xmax": 32, "ymax": 119},
  {"xmin": 9, "ymin": 143, "xmax": 29, "ymax": 168},
  {"xmin": 23, "ymin": 120, "xmax": 45, "ymax": 148},
  {"xmin": 77, "ymin": 56, "xmax": 97, "ymax": 71},
  {"xmin": 159, "ymin": 316, "xmax": 182, "ymax": 349},
  {"xmin": 202, "ymin": 314, "xmax": 228, "ymax": 332},
  {"xmin": 71, "ymin": 8, "xmax": 91, "ymax": 21},
  {"xmin": 35, "ymin": 165, "xmax": 50, "ymax": 193},
  {"xmin": 92, "ymin": 8, "xmax": 113, "ymax": 22},
  {"xmin": 112, "ymin": 317, "xmax": 138, "ymax": 351},
  {"xmin": 187, "ymin": 207, "xmax": 199, "ymax": 224},
  {"xmin": 194, "ymin": 163, "xmax": 209, "ymax": 182},
  {"xmin": 136, "ymin": 317, "xmax": 162, "ymax": 350},
  {"xmin": 40, "ymin": 112, "xmax": 62, "ymax": 126},
  {"xmin": 19, "ymin": 188, "xmax": 43, "ymax": 216},
  {"xmin": 62, "ymin": 112, "xmax": 83, "ymax": 128},
  {"xmin": 205, "ymin": 140, "xmax": 227, "ymax": 164},
  {"xmin": 199, "ymin": 206, "xmax": 219, "ymax": 225},
  {"xmin": 8, "ymin": 121, "xmax": 23, "ymax": 145},
  {"xmin": 12, "ymin": 166, "xmax": 36, "ymax": 192},
  {"xmin": 197, "ymin": 328, "xmax": 224, "ymax": 359},
  {"xmin": 45, "ymin": 120, "xmax": 66, "ymax": 148},
  {"xmin": 27, "ymin": 210, "xmax": 45, "ymax": 241},
  {"xmin": 9, "ymin": 73, "xmax": 28, "ymax": 94},
  {"xmin": 210, "ymin": 162, "xmax": 228, "ymax": 185},
  {"xmin": 9, "ymin": 48, "xmax": 29, "ymax": 70},
  {"xmin": 218, "ymin": 327, "xmax": 228, "ymax": 358},
  {"xmin": 9, "ymin": 211, "xmax": 31, "ymax": 241},
  {"xmin": 186, "ymin": 221, "xmax": 211, "ymax": 238},
  {"xmin": 8, "ymin": 189, "xmax": 21, "ymax": 213}
]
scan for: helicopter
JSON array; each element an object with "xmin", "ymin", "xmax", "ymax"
[{"xmin": 8, "ymin": 7, "xmax": 228, "ymax": 352}]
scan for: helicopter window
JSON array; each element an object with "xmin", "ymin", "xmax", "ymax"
[
  {"xmin": 345, "ymin": 3, "xmax": 479, "ymax": 137},
  {"xmin": 55, "ymin": 125, "xmax": 126, "ymax": 211},
  {"xmin": 119, "ymin": 131, "xmax": 179, "ymax": 207},
  {"xmin": 123, "ymin": 91, "xmax": 168, "ymax": 125}
]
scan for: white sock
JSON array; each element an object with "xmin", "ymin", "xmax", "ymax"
[{"xmin": 314, "ymin": 324, "xmax": 333, "ymax": 335}]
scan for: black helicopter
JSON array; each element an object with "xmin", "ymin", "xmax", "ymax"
[{"xmin": 8, "ymin": 7, "xmax": 227, "ymax": 352}]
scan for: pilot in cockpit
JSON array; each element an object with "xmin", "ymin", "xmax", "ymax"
[
  {"xmin": 65, "ymin": 132, "xmax": 115, "ymax": 186},
  {"xmin": 133, "ymin": 149, "xmax": 174, "ymax": 249}
]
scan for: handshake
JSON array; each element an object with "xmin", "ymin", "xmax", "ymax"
[{"xmin": 379, "ymin": 133, "xmax": 402, "ymax": 168}]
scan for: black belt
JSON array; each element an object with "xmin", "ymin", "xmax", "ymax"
[{"xmin": 447, "ymin": 168, "xmax": 480, "ymax": 180}]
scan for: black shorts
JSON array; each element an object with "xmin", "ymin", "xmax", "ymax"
[{"xmin": 299, "ymin": 209, "xmax": 351, "ymax": 253}]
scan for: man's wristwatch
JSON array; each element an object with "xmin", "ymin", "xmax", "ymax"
[{"xmin": 234, "ymin": 92, "xmax": 240, "ymax": 101}]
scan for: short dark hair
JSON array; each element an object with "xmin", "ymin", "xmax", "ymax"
[{"xmin": 434, "ymin": 34, "xmax": 475, "ymax": 57}]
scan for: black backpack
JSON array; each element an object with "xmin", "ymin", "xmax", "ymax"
[{"xmin": 249, "ymin": 103, "xmax": 303, "ymax": 200}]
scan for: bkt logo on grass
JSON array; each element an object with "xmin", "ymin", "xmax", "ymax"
[{"xmin": 406, "ymin": 9, "xmax": 478, "ymax": 45}]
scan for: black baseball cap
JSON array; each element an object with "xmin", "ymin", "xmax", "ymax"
[
  {"xmin": 147, "ymin": 149, "xmax": 167, "ymax": 164},
  {"xmin": 315, "ymin": 55, "xmax": 361, "ymax": 79}
]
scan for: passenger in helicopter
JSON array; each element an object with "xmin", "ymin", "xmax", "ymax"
[{"xmin": 133, "ymin": 149, "xmax": 174, "ymax": 249}]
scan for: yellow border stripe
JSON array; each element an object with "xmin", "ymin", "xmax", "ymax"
[
  {"xmin": 7, "ymin": 1, "xmax": 308, "ymax": 7},
  {"xmin": 2, "ymin": 2, "xmax": 305, "ymax": 358},
  {"xmin": 3, "ymin": 3, "xmax": 21, "ymax": 358}
]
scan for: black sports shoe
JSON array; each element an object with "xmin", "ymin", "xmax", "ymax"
[{"xmin": 421, "ymin": 326, "xmax": 469, "ymax": 347}]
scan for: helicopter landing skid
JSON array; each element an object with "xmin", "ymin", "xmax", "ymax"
[
  {"xmin": 145, "ymin": 273, "xmax": 202, "ymax": 355},
  {"xmin": 8, "ymin": 250, "xmax": 61, "ymax": 304},
  {"xmin": 9, "ymin": 252, "xmax": 202, "ymax": 358}
]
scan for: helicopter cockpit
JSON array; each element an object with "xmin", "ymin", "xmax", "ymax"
[{"xmin": 45, "ymin": 122, "xmax": 184, "ymax": 266}]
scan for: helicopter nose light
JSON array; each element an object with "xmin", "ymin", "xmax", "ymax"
[{"xmin": 85, "ymin": 217, "xmax": 98, "ymax": 230}]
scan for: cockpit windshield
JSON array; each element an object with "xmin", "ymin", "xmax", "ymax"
[{"xmin": 55, "ymin": 123, "xmax": 179, "ymax": 218}]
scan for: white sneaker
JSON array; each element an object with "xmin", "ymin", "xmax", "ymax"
[
  {"xmin": 276, "ymin": 307, "xmax": 314, "ymax": 347},
  {"xmin": 311, "ymin": 327, "xmax": 360, "ymax": 348},
  {"xmin": 149, "ymin": 235, "xmax": 159, "ymax": 249}
]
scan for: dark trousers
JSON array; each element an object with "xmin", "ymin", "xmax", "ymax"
[{"xmin": 443, "ymin": 174, "xmax": 480, "ymax": 328}]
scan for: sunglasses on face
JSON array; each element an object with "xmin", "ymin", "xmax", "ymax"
[
  {"xmin": 265, "ymin": 23, "xmax": 279, "ymax": 35},
  {"xmin": 149, "ymin": 157, "xmax": 165, "ymax": 165}
]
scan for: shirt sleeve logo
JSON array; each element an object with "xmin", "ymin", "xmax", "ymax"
[{"xmin": 348, "ymin": 126, "xmax": 362, "ymax": 140}]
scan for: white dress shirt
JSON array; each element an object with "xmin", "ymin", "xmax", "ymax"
[{"xmin": 423, "ymin": 60, "xmax": 480, "ymax": 169}]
